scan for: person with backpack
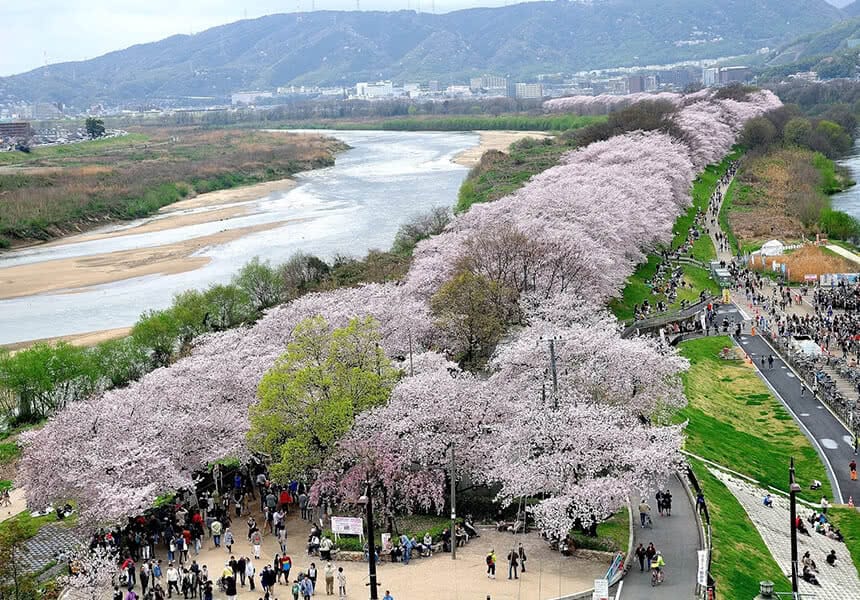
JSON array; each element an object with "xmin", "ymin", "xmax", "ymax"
[
  {"xmin": 486, "ymin": 549, "xmax": 496, "ymax": 579},
  {"xmin": 291, "ymin": 579, "xmax": 302, "ymax": 600}
]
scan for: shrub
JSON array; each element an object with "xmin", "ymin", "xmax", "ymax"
[{"xmin": 820, "ymin": 208, "xmax": 860, "ymax": 240}]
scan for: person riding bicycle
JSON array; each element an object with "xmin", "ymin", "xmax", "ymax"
[{"xmin": 651, "ymin": 552, "xmax": 666, "ymax": 582}]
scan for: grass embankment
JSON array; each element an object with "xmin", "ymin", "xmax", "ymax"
[
  {"xmin": 456, "ymin": 137, "xmax": 575, "ymax": 212},
  {"xmin": 688, "ymin": 460, "xmax": 789, "ymax": 599},
  {"xmin": 725, "ymin": 147, "xmax": 856, "ymax": 251},
  {"xmin": 281, "ymin": 114, "xmax": 603, "ymax": 133},
  {"xmin": 829, "ymin": 508, "xmax": 860, "ymax": 573},
  {"xmin": 0, "ymin": 128, "xmax": 342, "ymax": 246},
  {"xmin": 678, "ymin": 336, "xmax": 832, "ymax": 501},
  {"xmin": 678, "ymin": 336, "xmax": 860, "ymax": 598},
  {"xmin": 609, "ymin": 153, "xmax": 738, "ymax": 321}
]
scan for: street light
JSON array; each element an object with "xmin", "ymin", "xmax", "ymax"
[
  {"xmin": 789, "ymin": 458, "xmax": 801, "ymax": 599},
  {"xmin": 358, "ymin": 484, "xmax": 379, "ymax": 600}
]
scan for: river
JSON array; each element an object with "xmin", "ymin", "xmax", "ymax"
[
  {"xmin": 0, "ymin": 130, "xmax": 478, "ymax": 345},
  {"xmin": 831, "ymin": 141, "xmax": 860, "ymax": 218}
]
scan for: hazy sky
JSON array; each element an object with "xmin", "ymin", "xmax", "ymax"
[{"xmin": 1, "ymin": 0, "xmax": 533, "ymax": 77}]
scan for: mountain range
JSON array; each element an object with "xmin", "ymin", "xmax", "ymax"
[{"xmin": 0, "ymin": 0, "xmax": 848, "ymax": 106}]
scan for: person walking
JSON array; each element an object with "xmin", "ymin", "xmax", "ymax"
[
  {"xmin": 656, "ymin": 491, "xmax": 664, "ymax": 516},
  {"xmin": 250, "ymin": 529, "xmax": 263, "ymax": 559},
  {"xmin": 638, "ymin": 499, "xmax": 651, "ymax": 527},
  {"xmin": 507, "ymin": 548, "xmax": 519, "ymax": 579},
  {"xmin": 337, "ymin": 567, "xmax": 347, "ymax": 599},
  {"xmin": 165, "ymin": 563, "xmax": 180, "ymax": 598},
  {"xmin": 635, "ymin": 543, "xmax": 647, "ymax": 572},
  {"xmin": 245, "ymin": 558, "xmax": 256, "ymax": 592},
  {"xmin": 382, "ymin": 591, "xmax": 394, "ymax": 600},
  {"xmin": 768, "ymin": 354, "xmax": 774, "ymax": 369},
  {"xmin": 223, "ymin": 528, "xmax": 234, "ymax": 553},
  {"xmin": 210, "ymin": 520, "xmax": 222, "ymax": 548},
  {"xmin": 324, "ymin": 562, "xmax": 335, "ymax": 595},
  {"xmin": 645, "ymin": 542, "xmax": 656, "ymax": 569},
  {"xmin": 486, "ymin": 549, "xmax": 497, "ymax": 579},
  {"xmin": 850, "ymin": 459, "xmax": 857, "ymax": 481},
  {"xmin": 662, "ymin": 489, "xmax": 673, "ymax": 516},
  {"xmin": 517, "ymin": 542, "xmax": 527, "ymax": 572}
]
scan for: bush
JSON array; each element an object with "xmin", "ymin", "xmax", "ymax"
[
  {"xmin": 391, "ymin": 207, "xmax": 451, "ymax": 256},
  {"xmin": 131, "ymin": 309, "xmax": 181, "ymax": 367},
  {"xmin": 820, "ymin": 208, "xmax": 860, "ymax": 240}
]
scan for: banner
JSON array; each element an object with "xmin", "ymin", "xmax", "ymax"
[
  {"xmin": 804, "ymin": 274, "xmax": 817, "ymax": 281},
  {"xmin": 697, "ymin": 549, "xmax": 708, "ymax": 586},
  {"xmin": 331, "ymin": 516, "xmax": 363, "ymax": 536}
]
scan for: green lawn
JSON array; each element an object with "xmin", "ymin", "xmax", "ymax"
[
  {"xmin": 0, "ymin": 508, "xmax": 68, "ymax": 539},
  {"xmin": 0, "ymin": 442, "xmax": 20, "ymax": 465},
  {"xmin": 570, "ymin": 507, "xmax": 629, "ymax": 553},
  {"xmin": 829, "ymin": 508, "xmax": 860, "ymax": 574},
  {"xmin": 0, "ymin": 133, "xmax": 149, "ymax": 165},
  {"xmin": 690, "ymin": 459, "xmax": 789, "ymax": 599},
  {"xmin": 678, "ymin": 336, "xmax": 832, "ymax": 503},
  {"xmin": 609, "ymin": 260, "xmax": 719, "ymax": 322}
]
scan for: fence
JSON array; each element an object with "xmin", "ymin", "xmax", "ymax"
[{"xmin": 685, "ymin": 466, "xmax": 713, "ymax": 599}]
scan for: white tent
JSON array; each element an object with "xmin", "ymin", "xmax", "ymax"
[{"xmin": 760, "ymin": 239, "xmax": 785, "ymax": 257}]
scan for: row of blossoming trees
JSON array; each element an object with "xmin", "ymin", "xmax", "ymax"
[{"xmin": 19, "ymin": 89, "xmax": 783, "ymax": 537}]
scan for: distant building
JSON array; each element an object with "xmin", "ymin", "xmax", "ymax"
[
  {"xmin": 789, "ymin": 71, "xmax": 819, "ymax": 82},
  {"xmin": 644, "ymin": 75, "xmax": 659, "ymax": 92},
  {"xmin": 0, "ymin": 121, "xmax": 32, "ymax": 140},
  {"xmin": 514, "ymin": 82, "xmax": 544, "ymax": 99},
  {"xmin": 231, "ymin": 91, "xmax": 274, "ymax": 105},
  {"xmin": 355, "ymin": 81, "xmax": 394, "ymax": 98},
  {"xmin": 428, "ymin": 80, "xmax": 440, "ymax": 93},
  {"xmin": 702, "ymin": 66, "xmax": 752, "ymax": 87},
  {"xmin": 32, "ymin": 103, "xmax": 62, "ymax": 120},
  {"xmin": 627, "ymin": 75, "xmax": 646, "ymax": 93}
]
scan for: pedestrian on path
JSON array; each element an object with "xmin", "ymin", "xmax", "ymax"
[
  {"xmin": 518, "ymin": 542, "xmax": 527, "ymax": 572},
  {"xmin": 337, "ymin": 567, "xmax": 347, "ymax": 599},
  {"xmin": 768, "ymin": 354, "xmax": 774, "ymax": 369},
  {"xmin": 656, "ymin": 491, "xmax": 664, "ymax": 516},
  {"xmin": 486, "ymin": 549, "xmax": 497, "ymax": 578},
  {"xmin": 638, "ymin": 500, "xmax": 651, "ymax": 528},
  {"xmin": 662, "ymin": 489, "xmax": 673, "ymax": 516},
  {"xmin": 850, "ymin": 459, "xmax": 857, "ymax": 481},
  {"xmin": 645, "ymin": 543, "xmax": 656, "ymax": 568},
  {"xmin": 324, "ymin": 562, "xmax": 335, "ymax": 595},
  {"xmin": 635, "ymin": 543, "xmax": 647, "ymax": 572},
  {"xmin": 507, "ymin": 548, "xmax": 519, "ymax": 579}
]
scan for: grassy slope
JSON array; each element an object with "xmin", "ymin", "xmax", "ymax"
[
  {"xmin": 829, "ymin": 508, "xmax": 860, "ymax": 574},
  {"xmin": 571, "ymin": 507, "xmax": 629, "ymax": 553},
  {"xmin": 678, "ymin": 336, "xmax": 832, "ymax": 503},
  {"xmin": 609, "ymin": 153, "xmax": 739, "ymax": 321},
  {"xmin": 678, "ymin": 335, "xmax": 848, "ymax": 597},
  {"xmin": 689, "ymin": 459, "xmax": 789, "ymax": 599}
]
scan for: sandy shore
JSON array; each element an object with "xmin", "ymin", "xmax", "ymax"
[
  {"xmin": 454, "ymin": 130, "xmax": 552, "ymax": 167},
  {"xmin": 1, "ymin": 327, "xmax": 132, "ymax": 351},
  {"xmin": 0, "ymin": 221, "xmax": 295, "ymax": 301},
  {"xmin": 38, "ymin": 178, "xmax": 299, "ymax": 248}
]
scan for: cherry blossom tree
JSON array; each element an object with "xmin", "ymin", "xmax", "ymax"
[{"xmin": 59, "ymin": 545, "xmax": 118, "ymax": 600}]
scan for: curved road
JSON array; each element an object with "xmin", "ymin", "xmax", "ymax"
[{"xmin": 623, "ymin": 474, "xmax": 700, "ymax": 599}]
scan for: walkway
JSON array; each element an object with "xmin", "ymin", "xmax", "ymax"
[
  {"xmin": 825, "ymin": 243, "xmax": 860, "ymax": 266},
  {"xmin": 705, "ymin": 171, "xmax": 734, "ymax": 265},
  {"xmin": 737, "ymin": 329, "xmax": 858, "ymax": 503},
  {"xmin": 623, "ymin": 474, "xmax": 699, "ymax": 600},
  {"xmin": 711, "ymin": 468, "xmax": 860, "ymax": 600}
]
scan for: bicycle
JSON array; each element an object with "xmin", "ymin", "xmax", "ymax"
[{"xmin": 651, "ymin": 567, "xmax": 664, "ymax": 586}]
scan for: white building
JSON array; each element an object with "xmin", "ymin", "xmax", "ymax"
[
  {"xmin": 355, "ymin": 81, "xmax": 394, "ymax": 98},
  {"xmin": 515, "ymin": 82, "xmax": 544, "ymax": 99},
  {"xmin": 231, "ymin": 91, "xmax": 273, "ymax": 105}
]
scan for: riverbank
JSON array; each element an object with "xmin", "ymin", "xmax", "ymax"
[
  {"xmin": 0, "ymin": 128, "xmax": 339, "ymax": 248},
  {"xmin": 452, "ymin": 130, "xmax": 551, "ymax": 167}
]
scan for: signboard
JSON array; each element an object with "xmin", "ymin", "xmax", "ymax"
[
  {"xmin": 722, "ymin": 288, "xmax": 731, "ymax": 303},
  {"xmin": 381, "ymin": 532, "xmax": 391, "ymax": 551},
  {"xmin": 697, "ymin": 550, "xmax": 708, "ymax": 586},
  {"xmin": 331, "ymin": 516, "xmax": 363, "ymax": 537},
  {"xmin": 592, "ymin": 578, "xmax": 609, "ymax": 600},
  {"xmin": 804, "ymin": 274, "xmax": 818, "ymax": 281}
]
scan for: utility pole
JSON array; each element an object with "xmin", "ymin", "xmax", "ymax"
[
  {"xmin": 450, "ymin": 443, "xmax": 457, "ymax": 560},
  {"xmin": 789, "ymin": 457, "xmax": 801, "ymax": 599},
  {"xmin": 363, "ymin": 483, "xmax": 379, "ymax": 600}
]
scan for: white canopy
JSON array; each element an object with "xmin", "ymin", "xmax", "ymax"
[{"xmin": 760, "ymin": 239, "xmax": 785, "ymax": 257}]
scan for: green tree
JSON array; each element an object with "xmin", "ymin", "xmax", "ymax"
[
  {"xmin": 248, "ymin": 316, "xmax": 399, "ymax": 481},
  {"xmin": 92, "ymin": 337, "xmax": 149, "ymax": 388},
  {"xmin": 201, "ymin": 284, "xmax": 253, "ymax": 331},
  {"xmin": 0, "ymin": 521, "xmax": 39, "ymax": 600},
  {"xmin": 813, "ymin": 120, "xmax": 852, "ymax": 157},
  {"xmin": 430, "ymin": 270, "xmax": 513, "ymax": 370},
  {"xmin": 783, "ymin": 117, "xmax": 813, "ymax": 149},
  {"xmin": 233, "ymin": 257, "xmax": 283, "ymax": 312},
  {"xmin": 170, "ymin": 290, "xmax": 210, "ymax": 348},
  {"xmin": 0, "ymin": 343, "xmax": 98, "ymax": 423},
  {"xmin": 84, "ymin": 117, "xmax": 105, "ymax": 139},
  {"xmin": 131, "ymin": 309, "xmax": 180, "ymax": 367},
  {"xmin": 740, "ymin": 116, "xmax": 778, "ymax": 149}
]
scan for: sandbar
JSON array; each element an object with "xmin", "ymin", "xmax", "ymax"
[
  {"xmin": 454, "ymin": 130, "xmax": 552, "ymax": 167},
  {"xmin": 0, "ymin": 221, "xmax": 291, "ymax": 301}
]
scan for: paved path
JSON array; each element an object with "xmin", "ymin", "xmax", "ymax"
[
  {"xmin": 712, "ymin": 468, "xmax": 860, "ymax": 600},
  {"xmin": 736, "ymin": 330, "xmax": 857, "ymax": 504},
  {"xmin": 20, "ymin": 522, "xmax": 81, "ymax": 572},
  {"xmin": 826, "ymin": 243, "xmax": 860, "ymax": 266},
  {"xmin": 623, "ymin": 474, "xmax": 699, "ymax": 600}
]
